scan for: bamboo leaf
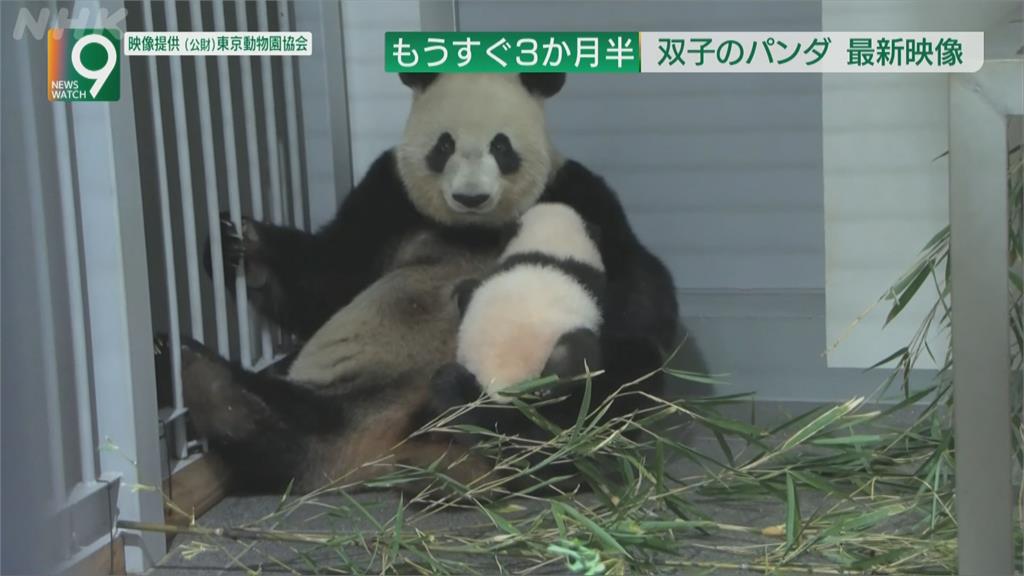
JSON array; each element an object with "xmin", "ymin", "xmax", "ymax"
[
  {"xmin": 865, "ymin": 347, "xmax": 909, "ymax": 372},
  {"xmin": 784, "ymin": 472, "xmax": 801, "ymax": 549},
  {"xmin": 552, "ymin": 501, "xmax": 630, "ymax": 558},
  {"xmin": 711, "ymin": 430, "xmax": 736, "ymax": 467},
  {"xmin": 779, "ymin": 397, "xmax": 865, "ymax": 452},
  {"xmin": 885, "ymin": 264, "xmax": 931, "ymax": 325},
  {"xmin": 810, "ymin": 434, "xmax": 883, "ymax": 446}
]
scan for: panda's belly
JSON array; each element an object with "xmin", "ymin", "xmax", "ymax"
[{"xmin": 287, "ymin": 231, "xmax": 500, "ymax": 385}]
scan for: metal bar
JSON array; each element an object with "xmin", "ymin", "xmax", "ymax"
[
  {"xmin": 293, "ymin": 0, "xmax": 352, "ymax": 224},
  {"xmin": 278, "ymin": 0, "xmax": 305, "ymax": 231},
  {"xmin": 71, "ymin": 0, "xmax": 167, "ymax": 568},
  {"xmin": 419, "ymin": 0, "xmax": 459, "ymax": 31},
  {"xmin": 142, "ymin": 0, "xmax": 188, "ymax": 460},
  {"xmin": 16, "ymin": 29, "xmax": 68, "ymax": 506},
  {"xmin": 949, "ymin": 73, "xmax": 1013, "ymax": 576},
  {"xmin": 256, "ymin": 0, "xmax": 285, "ymax": 229},
  {"xmin": 234, "ymin": 0, "xmax": 275, "ymax": 362},
  {"xmin": 213, "ymin": 0, "xmax": 253, "ymax": 368},
  {"xmin": 47, "ymin": 0, "xmax": 97, "ymax": 487},
  {"xmin": 187, "ymin": 0, "xmax": 230, "ymax": 356},
  {"xmin": 163, "ymin": 0, "xmax": 205, "ymax": 343},
  {"xmin": 52, "ymin": 104, "xmax": 98, "ymax": 485}
]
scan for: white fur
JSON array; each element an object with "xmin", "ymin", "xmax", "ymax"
[
  {"xmin": 457, "ymin": 203, "xmax": 604, "ymax": 403},
  {"xmin": 503, "ymin": 203, "xmax": 604, "ymax": 271},
  {"xmin": 396, "ymin": 74, "xmax": 560, "ymax": 227},
  {"xmin": 457, "ymin": 265, "xmax": 601, "ymax": 402}
]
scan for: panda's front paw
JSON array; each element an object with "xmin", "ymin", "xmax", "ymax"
[{"xmin": 203, "ymin": 212, "xmax": 268, "ymax": 289}]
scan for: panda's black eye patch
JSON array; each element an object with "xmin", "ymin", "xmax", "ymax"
[
  {"xmin": 489, "ymin": 133, "xmax": 520, "ymax": 175},
  {"xmin": 426, "ymin": 132, "xmax": 455, "ymax": 173}
]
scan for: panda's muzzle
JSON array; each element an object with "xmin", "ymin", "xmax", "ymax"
[{"xmin": 451, "ymin": 193, "xmax": 491, "ymax": 210}]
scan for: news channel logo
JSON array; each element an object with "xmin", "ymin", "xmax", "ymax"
[{"xmin": 48, "ymin": 29, "xmax": 120, "ymax": 102}]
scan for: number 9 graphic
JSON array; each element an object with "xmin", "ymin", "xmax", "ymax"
[{"xmin": 71, "ymin": 33, "xmax": 117, "ymax": 99}]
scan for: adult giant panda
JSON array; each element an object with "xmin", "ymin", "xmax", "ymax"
[{"xmin": 182, "ymin": 72, "xmax": 681, "ymax": 494}]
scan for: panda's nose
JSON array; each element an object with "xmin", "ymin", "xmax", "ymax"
[{"xmin": 452, "ymin": 193, "xmax": 490, "ymax": 209}]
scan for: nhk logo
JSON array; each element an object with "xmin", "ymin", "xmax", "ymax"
[{"xmin": 48, "ymin": 29, "xmax": 119, "ymax": 102}]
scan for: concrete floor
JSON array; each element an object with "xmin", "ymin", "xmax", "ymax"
[
  {"xmin": 146, "ymin": 403, "xmax": 927, "ymax": 575},
  {"xmin": 146, "ymin": 434, "xmax": 830, "ymax": 575}
]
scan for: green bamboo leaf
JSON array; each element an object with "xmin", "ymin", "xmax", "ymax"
[
  {"xmin": 339, "ymin": 490, "xmax": 384, "ymax": 530},
  {"xmin": 551, "ymin": 503, "xmax": 567, "ymax": 539},
  {"xmin": 482, "ymin": 506, "xmax": 521, "ymax": 537},
  {"xmin": 779, "ymin": 397, "xmax": 865, "ymax": 452},
  {"xmin": 637, "ymin": 519, "xmax": 717, "ymax": 531},
  {"xmin": 389, "ymin": 494, "xmax": 404, "ymax": 562},
  {"xmin": 788, "ymin": 469, "xmax": 840, "ymax": 495},
  {"xmin": 663, "ymin": 369, "xmax": 732, "ymax": 386},
  {"xmin": 712, "ymin": 430, "xmax": 735, "ymax": 467},
  {"xmin": 865, "ymin": 347, "xmax": 909, "ymax": 372},
  {"xmin": 885, "ymin": 264, "xmax": 931, "ymax": 325},
  {"xmin": 784, "ymin": 472, "xmax": 801, "ymax": 548},
  {"xmin": 886, "ymin": 259, "xmax": 929, "ymax": 300},
  {"xmin": 510, "ymin": 398, "xmax": 563, "ymax": 436},
  {"xmin": 694, "ymin": 413, "xmax": 764, "ymax": 439},
  {"xmin": 500, "ymin": 374, "xmax": 560, "ymax": 397},
  {"xmin": 654, "ymin": 439, "xmax": 666, "ymax": 493},
  {"xmin": 552, "ymin": 501, "xmax": 630, "ymax": 558},
  {"xmin": 573, "ymin": 376, "xmax": 593, "ymax": 437},
  {"xmin": 921, "ymin": 224, "xmax": 950, "ymax": 251},
  {"xmin": 810, "ymin": 434, "xmax": 883, "ymax": 446}
]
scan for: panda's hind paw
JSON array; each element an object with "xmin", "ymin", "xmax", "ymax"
[{"xmin": 430, "ymin": 363, "xmax": 483, "ymax": 411}]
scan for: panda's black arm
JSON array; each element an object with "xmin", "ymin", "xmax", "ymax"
[
  {"xmin": 231, "ymin": 367, "xmax": 367, "ymax": 434},
  {"xmin": 542, "ymin": 160, "xmax": 680, "ymax": 351},
  {"xmin": 210, "ymin": 151, "xmax": 426, "ymax": 337}
]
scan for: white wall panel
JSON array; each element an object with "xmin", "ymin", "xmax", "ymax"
[
  {"xmin": 823, "ymin": 0, "xmax": 1018, "ymax": 368},
  {"xmin": 342, "ymin": 1, "xmax": 420, "ymax": 181}
]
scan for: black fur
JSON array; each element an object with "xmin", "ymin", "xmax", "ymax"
[
  {"xmin": 203, "ymin": 150, "xmax": 675, "ymax": 349},
  {"xmin": 194, "ymin": 149, "xmax": 678, "ymax": 492},
  {"xmin": 399, "ymin": 72, "xmax": 438, "ymax": 91},
  {"xmin": 494, "ymin": 252, "xmax": 607, "ymax": 311},
  {"xmin": 400, "ymin": 72, "xmax": 565, "ymax": 99},
  {"xmin": 191, "ymin": 69, "xmax": 678, "ymax": 492},
  {"xmin": 489, "ymin": 133, "xmax": 521, "ymax": 174},
  {"xmin": 519, "ymin": 73, "xmax": 566, "ymax": 98},
  {"xmin": 426, "ymin": 132, "xmax": 456, "ymax": 173},
  {"xmin": 452, "ymin": 278, "xmax": 483, "ymax": 317}
]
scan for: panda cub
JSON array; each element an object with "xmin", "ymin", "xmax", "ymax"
[{"xmin": 437, "ymin": 202, "xmax": 606, "ymax": 412}]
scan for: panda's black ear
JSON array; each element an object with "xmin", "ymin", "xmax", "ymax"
[
  {"xmin": 519, "ymin": 73, "xmax": 566, "ymax": 98},
  {"xmin": 399, "ymin": 73, "xmax": 439, "ymax": 91}
]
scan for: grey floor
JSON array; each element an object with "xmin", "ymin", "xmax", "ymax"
[
  {"xmin": 146, "ymin": 421, "xmax": 843, "ymax": 576},
  {"xmin": 146, "ymin": 401, "xmax": 934, "ymax": 575}
]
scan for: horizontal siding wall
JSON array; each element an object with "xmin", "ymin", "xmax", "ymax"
[
  {"xmin": 458, "ymin": 1, "xmax": 856, "ymax": 400},
  {"xmin": 459, "ymin": 0, "xmax": 824, "ymax": 295},
  {"xmin": 342, "ymin": 1, "xmax": 420, "ymax": 182}
]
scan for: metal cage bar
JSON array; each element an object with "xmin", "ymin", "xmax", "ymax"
[
  {"xmin": 279, "ymin": 0, "xmax": 306, "ymax": 232},
  {"xmin": 234, "ymin": 0, "xmax": 275, "ymax": 362},
  {"xmin": 142, "ymin": 0, "xmax": 189, "ymax": 460},
  {"xmin": 212, "ymin": 0, "xmax": 254, "ymax": 368},
  {"xmin": 256, "ymin": 0, "xmax": 285, "ymax": 230},
  {"xmin": 16, "ymin": 27, "xmax": 70, "ymax": 509},
  {"xmin": 162, "ymin": 0, "xmax": 205, "ymax": 350},
  {"xmin": 52, "ymin": 99, "xmax": 99, "ymax": 489},
  {"xmin": 187, "ymin": 0, "xmax": 231, "ymax": 356}
]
